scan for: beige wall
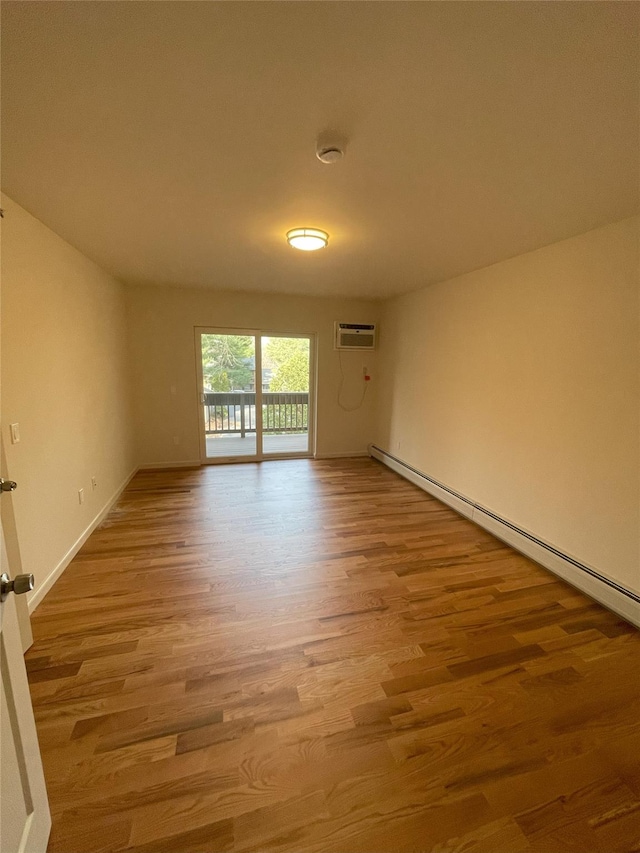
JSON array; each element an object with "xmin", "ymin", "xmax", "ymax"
[
  {"xmin": 126, "ymin": 285, "xmax": 379, "ymax": 466},
  {"xmin": 376, "ymin": 217, "xmax": 640, "ymax": 594},
  {"xmin": 1, "ymin": 196, "xmax": 136, "ymax": 600}
]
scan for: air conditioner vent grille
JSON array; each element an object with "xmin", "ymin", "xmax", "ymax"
[
  {"xmin": 334, "ymin": 321, "xmax": 377, "ymax": 350},
  {"xmin": 341, "ymin": 334, "xmax": 370, "ymax": 348}
]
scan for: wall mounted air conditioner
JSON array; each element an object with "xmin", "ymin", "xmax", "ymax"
[{"xmin": 334, "ymin": 322, "xmax": 377, "ymax": 350}]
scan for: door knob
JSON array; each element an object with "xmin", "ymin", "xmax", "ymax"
[
  {"xmin": 0, "ymin": 478, "xmax": 17, "ymax": 492},
  {"xmin": 1, "ymin": 572, "xmax": 34, "ymax": 601}
]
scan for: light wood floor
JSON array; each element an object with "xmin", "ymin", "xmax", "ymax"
[{"xmin": 26, "ymin": 458, "xmax": 640, "ymax": 853}]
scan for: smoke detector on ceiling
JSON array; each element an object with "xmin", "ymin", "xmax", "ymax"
[{"xmin": 316, "ymin": 145, "xmax": 344, "ymax": 164}]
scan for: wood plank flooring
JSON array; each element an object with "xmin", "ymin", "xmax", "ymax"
[{"xmin": 26, "ymin": 458, "xmax": 640, "ymax": 853}]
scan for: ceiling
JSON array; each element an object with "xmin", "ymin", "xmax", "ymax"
[{"xmin": 2, "ymin": 2, "xmax": 638, "ymax": 300}]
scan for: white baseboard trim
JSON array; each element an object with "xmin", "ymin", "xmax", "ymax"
[
  {"xmin": 370, "ymin": 445, "xmax": 476, "ymax": 522},
  {"xmin": 138, "ymin": 460, "xmax": 202, "ymax": 470},
  {"xmin": 28, "ymin": 466, "xmax": 139, "ymax": 613},
  {"xmin": 370, "ymin": 444, "xmax": 640, "ymax": 628},
  {"xmin": 314, "ymin": 451, "xmax": 369, "ymax": 459}
]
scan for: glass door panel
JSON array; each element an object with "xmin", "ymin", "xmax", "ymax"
[
  {"xmin": 260, "ymin": 335, "xmax": 311, "ymax": 456},
  {"xmin": 199, "ymin": 332, "xmax": 260, "ymax": 460}
]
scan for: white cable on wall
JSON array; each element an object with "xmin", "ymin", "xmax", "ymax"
[{"xmin": 337, "ymin": 349, "xmax": 368, "ymax": 412}]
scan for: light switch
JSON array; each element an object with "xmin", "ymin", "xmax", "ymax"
[{"xmin": 9, "ymin": 423, "xmax": 20, "ymax": 444}]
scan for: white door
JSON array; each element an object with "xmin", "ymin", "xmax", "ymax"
[{"xmin": 0, "ymin": 511, "xmax": 51, "ymax": 853}]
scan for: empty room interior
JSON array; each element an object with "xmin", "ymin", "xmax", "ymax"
[{"xmin": 1, "ymin": 2, "xmax": 639, "ymax": 852}]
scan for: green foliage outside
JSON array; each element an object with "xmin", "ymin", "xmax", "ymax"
[
  {"xmin": 265, "ymin": 337, "xmax": 309, "ymax": 392},
  {"xmin": 201, "ymin": 335, "xmax": 310, "ymax": 434},
  {"xmin": 201, "ymin": 334, "xmax": 254, "ymax": 391}
]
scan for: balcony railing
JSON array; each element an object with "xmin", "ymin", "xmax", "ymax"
[{"xmin": 203, "ymin": 392, "xmax": 308, "ymax": 436}]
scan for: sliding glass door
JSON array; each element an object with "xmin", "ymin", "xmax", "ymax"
[
  {"xmin": 196, "ymin": 328, "xmax": 314, "ymax": 463},
  {"xmin": 197, "ymin": 330, "xmax": 260, "ymax": 461},
  {"xmin": 261, "ymin": 335, "xmax": 311, "ymax": 456}
]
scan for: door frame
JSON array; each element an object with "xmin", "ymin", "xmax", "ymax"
[{"xmin": 194, "ymin": 327, "xmax": 316, "ymax": 465}]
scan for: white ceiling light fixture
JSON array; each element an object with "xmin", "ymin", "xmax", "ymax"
[{"xmin": 286, "ymin": 227, "xmax": 329, "ymax": 251}]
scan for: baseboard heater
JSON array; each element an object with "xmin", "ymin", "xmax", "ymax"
[{"xmin": 369, "ymin": 444, "xmax": 640, "ymax": 629}]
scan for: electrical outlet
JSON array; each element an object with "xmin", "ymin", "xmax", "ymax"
[
  {"xmin": 173, "ymin": 435, "xmax": 180, "ymax": 445},
  {"xmin": 78, "ymin": 488, "xmax": 84, "ymax": 505},
  {"xmin": 91, "ymin": 477, "xmax": 97, "ymax": 490},
  {"xmin": 9, "ymin": 423, "xmax": 20, "ymax": 444}
]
